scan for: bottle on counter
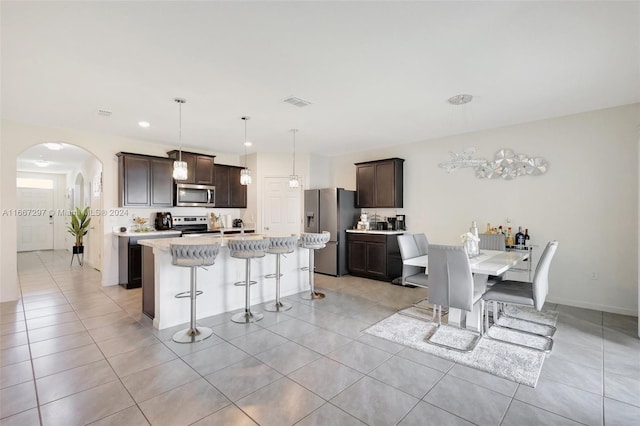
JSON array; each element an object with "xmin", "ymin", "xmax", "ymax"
[
  {"xmin": 515, "ymin": 226, "xmax": 525, "ymax": 247},
  {"xmin": 524, "ymin": 228, "xmax": 530, "ymax": 245},
  {"xmin": 485, "ymin": 223, "xmax": 491, "ymax": 234},
  {"xmin": 506, "ymin": 227, "xmax": 514, "ymax": 246}
]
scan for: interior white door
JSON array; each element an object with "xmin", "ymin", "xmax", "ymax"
[
  {"xmin": 17, "ymin": 188, "xmax": 54, "ymax": 252},
  {"xmin": 262, "ymin": 177, "xmax": 301, "ymax": 235}
]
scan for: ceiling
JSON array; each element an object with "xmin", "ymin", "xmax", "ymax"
[
  {"xmin": 17, "ymin": 143, "xmax": 93, "ymax": 174},
  {"xmin": 2, "ymin": 1, "xmax": 639, "ymax": 158}
]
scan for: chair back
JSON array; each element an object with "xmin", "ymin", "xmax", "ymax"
[
  {"xmin": 300, "ymin": 231, "xmax": 330, "ymax": 249},
  {"xmin": 532, "ymin": 240, "xmax": 558, "ymax": 310},
  {"xmin": 227, "ymin": 238, "xmax": 270, "ymax": 259},
  {"xmin": 170, "ymin": 243, "xmax": 220, "ymax": 267},
  {"xmin": 398, "ymin": 234, "xmax": 420, "ymax": 260},
  {"xmin": 479, "ymin": 234, "xmax": 506, "ymax": 251},
  {"xmin": 427, "ymin": 244, "xmax": 474, "ymax": 311},
  {"xmin": 413, "ymin": 233, "xmax": 429, "ymax": 256}
]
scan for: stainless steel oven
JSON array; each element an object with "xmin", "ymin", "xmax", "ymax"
[{"xmin": 175, "ymin": 183, "xmax": 215, "ymax": 207}]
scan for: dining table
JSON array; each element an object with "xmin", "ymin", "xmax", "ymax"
[{"xmin": 403, "ymin": 249, "xmax": 530, "ymax": 330}]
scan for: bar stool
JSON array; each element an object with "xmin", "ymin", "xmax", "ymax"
[
  {"xmin": 227, "ymin": 238, "xmax": 270, "ymax": 323},
  {"xmin": 264, "ymin": 235, "xmax": 299, "ymax": 312},
  {"xmin": 300, "ymin": 231, "xmax": 330, "ymax": 300},
  {"xmin": 170, "ymin": 243, "xmax": 220, "ymax": 343}
]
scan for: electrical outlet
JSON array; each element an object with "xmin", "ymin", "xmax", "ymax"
[{"xmin": 590, "ymin": 272, "xmax": 599, "ymax": 280}]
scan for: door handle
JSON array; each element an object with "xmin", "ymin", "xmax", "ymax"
[{"xmin": 265, "ymin": 227, "xmax": 270, "ymax": 230}]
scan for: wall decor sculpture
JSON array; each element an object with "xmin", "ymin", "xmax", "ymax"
[{"xmin": 438, "ymin": 148, "xmax": 548, "ymax": 180}]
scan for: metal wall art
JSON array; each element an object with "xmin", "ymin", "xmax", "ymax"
[{"xmin": 438, "ymin": 148, "xmax": 548, "ymax": 180}]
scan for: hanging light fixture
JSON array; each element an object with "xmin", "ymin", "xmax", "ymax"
[
  {"xmin": 240, "ymin": 116, "xmax": 252, "ymax": 185},
  {"xmin": 289, "ymin": 129, "xmax": 300, "ymax": 188},
  {"xmin": 172, "ymin": 98, "xmax": 188, "ymax": 180}
]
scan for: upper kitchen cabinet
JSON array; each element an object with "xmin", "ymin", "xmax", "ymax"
[
  {"xmin": 355, "ymin": 158, "xmax": 404, "ymax": 208},
  {"xmin": 117, "ymin": 153, "xmax": 174, "ymax": 207},
  {"xmin": 214, "ymin": 164, "xmax": 247, "ymax": 208},
  {"xmin": 167, "ymin": 150, "xmax": 215, "ymax": 185}
]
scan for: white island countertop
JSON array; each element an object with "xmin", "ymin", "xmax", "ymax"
[
  {"xmin": 138, "ymin": 234, "xmax": 265, "ymax": 250},
  {"xmin": 115, "ymin": 230, "xmax": 183, "ymax": 237},
  {"xmin": 346, "ymin": 229, "xmax": 406, "ymax": 235}
]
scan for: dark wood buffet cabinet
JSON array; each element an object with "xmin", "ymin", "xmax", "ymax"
[
  {"xmin": 355, "ymin": 158, "xmax": 404, "ymax": 208},
  {"xmin": 347, "ymin": 232, "xmax": 403, "ymax": 282}
]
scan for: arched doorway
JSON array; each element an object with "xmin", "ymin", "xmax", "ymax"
[{"xmin": 16, "ymin": 142, "xmax": 104, "ymax": 271}]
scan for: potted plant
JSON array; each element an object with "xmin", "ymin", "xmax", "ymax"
[{"xmin": 67, "ymin": 206, "xmax": 91, "ymax": 254}]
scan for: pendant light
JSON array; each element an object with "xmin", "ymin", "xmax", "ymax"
[
  {"xmin": 172, "ymin": 98, "xmax": 188, "ymax": 180},
  {"xmin": 240, "ymin": 116, "xmax": 252, "ymax": 185},
  {"xmin": 289, "ymin": 129, "xmax": 300, "ymax": 188}
]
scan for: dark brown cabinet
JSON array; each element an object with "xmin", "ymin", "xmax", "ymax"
[
  {"xmin": 167, "ymin": 151, "xmax": 215, "ymax": 185},
  {"xmin": 215, "ymin": 164, "xmax": 247, "ymax": 208},
  {"xmin": 117, "ymin": 153, "xmax": 174, "ymax": 207},
  {"xmin": 355, "ymin": 158, "xmax": 404, "ymax": 208},
  {"xmin": 347, "ymin": 232, "xmax": 403, "ymax": 281}
]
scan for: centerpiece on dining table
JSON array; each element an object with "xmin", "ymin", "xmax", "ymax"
[{"xmin": 461, "ymin": 221, "xmax": 480, "ymax": 258}]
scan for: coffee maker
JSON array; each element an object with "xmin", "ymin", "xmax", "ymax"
[
  {"xmin": 396, "ymin": 214, "xmax": 406, "ymax": 230},
  {"xmin": 155, "ymin": 212, "xmax": 172, "ymax": 230}
]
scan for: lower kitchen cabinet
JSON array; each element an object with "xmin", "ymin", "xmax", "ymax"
[
  {"xmin": 347, "ymin": 232, "xmax": 403, "ymax": 281},
  {"xmin": 118, "ymin": 234, "xmax": 170, "ymax": 289}
]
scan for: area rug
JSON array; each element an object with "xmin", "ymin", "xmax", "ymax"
[{"xmin": 364, "ymin": 306, "xmax": 558, "ymax": 387}]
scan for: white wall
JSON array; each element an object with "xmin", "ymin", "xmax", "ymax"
[
  {"xmin": 331, "ymin": 104, "xmax": 640, "ymax": 316},
  {"xmin": 1, "ymin": 119, "xmax": 242, "ymax": 302}
]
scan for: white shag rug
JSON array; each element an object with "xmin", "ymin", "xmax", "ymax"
[{"xmin": 364, "ymin": 306, "xmax": 558, "ymax": 387}]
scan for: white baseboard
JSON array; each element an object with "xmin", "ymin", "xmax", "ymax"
[{"xmin": 547, "ymin": 296, "xmax": 638, "ymax": 317}]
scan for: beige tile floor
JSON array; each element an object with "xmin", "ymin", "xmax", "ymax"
[{"xmin": 1, "ymin": 250, "xmax": 639, "ymax": 425}]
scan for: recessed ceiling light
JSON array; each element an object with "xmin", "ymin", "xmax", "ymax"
[
  {"xmin": 243, "ymin": 141, "xmax": 253, "ymax": 147},
  {"xmin": 448, "ymin": 94, "xmax": 473, "ymax": 105},
  {"xmin": 35, "ymin": 160, "xmax": 50, "ymax": 167},
  {"xmin": 138, "ymin": 121, "xmax": 150, "ymax": 128},
  {"xmin": 44, "ymin": 142, "xmax": 64, "ymax": 151}
]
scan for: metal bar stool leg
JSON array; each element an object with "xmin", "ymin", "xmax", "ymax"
[
  {"xmin": 264, "ymin": 253, "xmax": 292, "ymax": 312},
  {"xmin": 300, "ymin": 248, "xmax": 325, "ymax": 300},
  {"xmin": 173, "ymin": 266, "xmax": 213, "ymax": 343},
  {"xmin": 231, "ymin": 259, "xmax": 264, "ymax": 323}
]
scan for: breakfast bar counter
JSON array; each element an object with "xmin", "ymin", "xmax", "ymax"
[{"xmin": 138, "ymin": 235, "xmax": 308, "ymax": 330}]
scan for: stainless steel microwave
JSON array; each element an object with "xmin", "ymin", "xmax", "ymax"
[{"xmin": 175, "ymin": 183, "xmax": 215, "ymax": 207}]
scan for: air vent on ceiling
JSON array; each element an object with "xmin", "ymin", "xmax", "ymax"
[
  {"xmin": 283, "ymin": 96, "xmax": 312, "ymax": 108},
  {"xmin": 97, "ymin": 108, "xmax": 112, "ymax": 117}
]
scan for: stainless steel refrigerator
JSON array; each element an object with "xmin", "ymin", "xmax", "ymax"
[{"xmin": 304, "ymin": 188, "xmax": 360, "ymax": 276}]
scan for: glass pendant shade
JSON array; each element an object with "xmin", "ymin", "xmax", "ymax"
[
  {"xmin": 172, "ymin": 160, "xmax": 188, "ymax": 180},
  {"xmin": 240, "ymin": 116, "xmax": 252, "ymax": 185},
  {"xmin": 288, "ymin": 128, "xmax": 300, "ymax": 189},
  {"xmin": 240, "ymin": 168, "xmax": 252, "ymax": 185},
  {"xmin": 172, "ymin": 98, "xmax": 188, "ymax": 181}
]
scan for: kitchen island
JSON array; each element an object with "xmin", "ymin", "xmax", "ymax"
[{"xmin": 138, "ymin": 235, "xmax": 308, "ymax": 330}]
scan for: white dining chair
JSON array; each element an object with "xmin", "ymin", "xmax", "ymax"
[
  {"xmin": 425, "ymin": 244, "xmax": 484, "ymax": 352},
  {"xmin": 482, "ymin": 240, "xmax": 558, "ymax": 352}
]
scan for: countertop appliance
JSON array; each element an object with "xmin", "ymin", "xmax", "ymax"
[
  {"xmin": 396, "ymin": 214, "xmax": 406, "ymax": 230},
  {"xmin": 155, "ymin": 212, "xmax": 172, "ymax": 230},
  {"xmin": 304, "ymin": 188, "xmax": 360, "ymax": 276},
  {"xmin": 175, "ymin": 183, "xmax": 215, "ymax": 207}
]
